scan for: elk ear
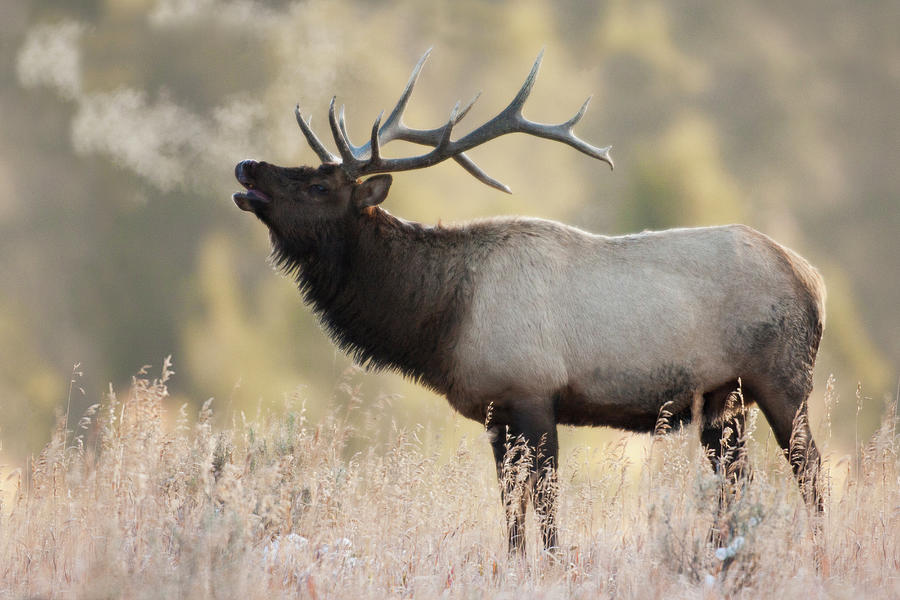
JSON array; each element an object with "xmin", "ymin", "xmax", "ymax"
[{"xmin": 352, "ymin": 174, "xmax": 392, "ymax": 209}]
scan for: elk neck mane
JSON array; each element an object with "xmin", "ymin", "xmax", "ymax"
[{"xmin": 269, "ymin": 207, "xmax": 487, "ymax": 394}]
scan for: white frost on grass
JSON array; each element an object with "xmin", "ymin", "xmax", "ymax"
[
  {"xmin": 262, "ymin": 533, "xmax": 309, "ymax": 566},
  {"xmin": 262, "ymin": 533, "xmax": 360, "ymax": 585},
  {"xmin": 714, "ymin": 535, "xmax": 745, "ymax": 561}
]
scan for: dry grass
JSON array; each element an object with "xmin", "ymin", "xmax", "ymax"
[{"xmin": 2, "ymin": 362, "xmax": 898, "ymax": 599}]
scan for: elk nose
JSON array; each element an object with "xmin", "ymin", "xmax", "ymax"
[{"xmin": 235, "ymin": 159, "xmax": 258, "ymax": 185}]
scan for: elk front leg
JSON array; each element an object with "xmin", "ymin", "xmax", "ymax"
[{"xmin": 489, "ymin": 409, "xmax": 559, "ymax": 555}]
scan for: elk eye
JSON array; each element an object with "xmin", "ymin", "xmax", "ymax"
[{"xmin": 308, "ymin": 183, "xmax": 328, "ymax": 194}]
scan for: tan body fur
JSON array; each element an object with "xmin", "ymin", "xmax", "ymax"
[{"xmin": 450, "ymin": 220, "xmax": 825, "ymax": 432}]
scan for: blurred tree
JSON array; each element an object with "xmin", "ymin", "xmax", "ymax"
[
  {"xmin": 620, "ymin": 113, "xmax": 744, "ymax": 231},
  {"xmin": 0, "ymin": 300, "xmax": 64, "ymax": 458},
  {"xmin": 0, "ymin": 0, "xmax": 896, "ymax": 466}
]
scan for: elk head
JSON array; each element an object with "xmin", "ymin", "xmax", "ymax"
[
  {"xmin": 233, "ymin": 160, "xmax": 391, "ymax": 250},
  {"xmin": 233, "ymin": 49, "xmax": 613, "ymax": 241}
]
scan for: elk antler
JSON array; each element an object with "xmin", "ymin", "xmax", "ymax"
[{"xmin": 296, "ymin": 50, "xmax": 613, "ymax": 193}]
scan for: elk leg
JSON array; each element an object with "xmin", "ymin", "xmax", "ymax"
[
  {"xmin": 701, "ymin": 410, "xmax": 750, "ymax": 485},
  {"xmin": 489, "ymin": 410, "xmax": 559, "ymax": 555},
  {"xmin": 756, "ymin": 392, "xmax": 823, "ymax": 512},
  {"xmin": 748, "ymin": 304, "xmax": 824, "ymax": 513},
  {"xmin": 532, "ymin": 426, "xmax": 559, "ymax": 553},
  {"xmin": 701, "ymin": 410, "xmax": 750, "ymax": 542},
  {"xmin": 490, "ymin": 429, "xmax": 527, "ymax": 555}
]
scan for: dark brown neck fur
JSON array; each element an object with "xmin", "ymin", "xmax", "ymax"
[{"xmin": 271, "ymin": 208, "xmax": 482, "ymax": 394}]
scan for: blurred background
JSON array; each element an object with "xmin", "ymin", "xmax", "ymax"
[{"xmin": 1, "ymin": 0, "xmax": 897, "ymax": 474}]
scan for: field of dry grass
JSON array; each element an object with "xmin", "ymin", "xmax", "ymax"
[{"xmin": 2, "ymin": 361, "xmax": 898, "ymax": 599}]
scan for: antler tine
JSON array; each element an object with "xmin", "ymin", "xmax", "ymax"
[
  {"xmin": 505, "ymin": 49, "xmax": 543, "ymax": 114},
  {"xmin": 457, "ymin": 91, "xmax": 481, "ymax": 123},
  {"xmin": 453, "ymin": 155, "xmax": 512, "ymax": 193},
  {"xmin": 510, "ymin": 94, "xmax": 615, "ymax": 169},
  {"xmin": 337, "ymin": 104, "xmax": 368, "ymax": 159},
  {"xmin": 353, "ymin": 49, "xmax": 433, "ymax": 157},
  {"xmin": 382, "ymin": 48, "xmax": 431, "ymax": 134},
  {"xmin": 369, "ymin": 111, "xmax": 384, "ymax": 163},
  {"xmin": 517, "ymin": 95, "xmax": 614, "ymax": 168},
  {"xmin": 295, "ymin": 106, "xmax": 338, "ymax": 163},
  {"xmin": 567, "ymin": 96, "xmax": 592, "ymax": 128},
  {"xmin": 438, "ymin": 102, "xmax": 462, "ymax": 149},
  {"xmin": 328, "ymin": 97, "xmax": 361, "ymax": 170},
  {"xmin": 565, "ymin": 97, "xmax": 614, "ymax": 168}
]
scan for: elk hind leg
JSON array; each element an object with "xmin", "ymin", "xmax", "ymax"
[
  {"xmin": 752, "ymin": 300, "xmax": 825, "ymax": 512},
  {"xmin": 757, "ymin": 387, "xmax": 823, "ymax": 512}
]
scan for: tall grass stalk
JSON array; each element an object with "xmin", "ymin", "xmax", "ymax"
[{"xmin": 1, "ymin": 362, "xmax": 898, "ymax": 598}]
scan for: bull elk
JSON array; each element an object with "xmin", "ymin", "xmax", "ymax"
[{"xmin": 232, "ymin": 50, "xmax": 825, "ymax": 555}]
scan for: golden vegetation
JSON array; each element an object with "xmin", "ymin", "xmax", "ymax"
[{"xmin": 2, "ymin": 362, "xmax": 898, "ymax": 598}]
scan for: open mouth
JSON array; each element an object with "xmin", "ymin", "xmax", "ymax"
[
  {"xmin": 232, "ymin": 188, "xmax": 272, "ymax": 212},
  {"xmin": 233, "ymin": 160, "xmax": 272, "ymax": 212}
]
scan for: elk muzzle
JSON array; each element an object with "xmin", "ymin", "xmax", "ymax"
[{"xmin": 233, "ymin": 159, "xmax": 272, "ymax": 213}]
